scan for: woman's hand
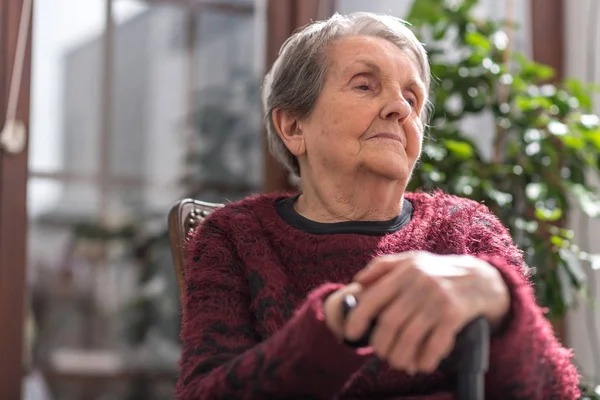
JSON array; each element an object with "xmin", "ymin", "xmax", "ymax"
[
  {"xmin": 324, "ymin": 282, "xmax": 364, "ymax": 340},
  {"xmin": 326, "ymin": 251, "xmax": 510, "ymax": 375}
]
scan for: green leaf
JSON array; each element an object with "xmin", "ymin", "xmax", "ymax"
[
  {"xmin": 559, "ymin": 135, "xmax": 586, "ymax": 150},
  {"xmin": 550, "ymin": 235, "xmax": 564, "ymax": 247},
  {"xmin": 564, "ymin": 78, "xmax": 594, "ymax": 111},
  {"xmin": 527, "ymin": 63, "xmax": 555, "ymax": 81},
  {"xmin": 465, "ymin": 32, "xmax": 491, "ymax": 52},
  {"xmin": 515, "ymin": 95, "xmax": 554, "ymax": 112},
  {"xmin": 581, "ymin": 127, "xmax": 600, "ymax": 151},
  {"xmin": 560, "ymin": 228, "xmax": 575, "ymax": 240},
  {"xmin": 432, "ymin": 21, "xmax": 450, "ymax": 40},
  {"xmin": 407, "ymin": 0, "xmax": 446, "ymax": 25},
  {"xmin": 515, "ymin": 56, "xmax": 554, "ymax": 81},
  {"xmin": 534, "ymin": 205, "xmax": 562, "ymax": 221},
  {"xmin": 443, "ymin": 140, "xmax": 474, "ymax": 159}
]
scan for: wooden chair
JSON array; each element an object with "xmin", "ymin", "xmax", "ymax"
[{"xmin": 167, "ymin": 198, "xmax": 224, "ymax": 295}]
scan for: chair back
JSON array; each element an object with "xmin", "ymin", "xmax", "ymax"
[{"xmin": 167, "ymin": 198, "xmax": 224, "ymax": 295}]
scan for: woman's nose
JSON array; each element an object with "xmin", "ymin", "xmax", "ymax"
[{"xmin": 380, "ymin": 92, "xmax": 412, "ymax": 123}]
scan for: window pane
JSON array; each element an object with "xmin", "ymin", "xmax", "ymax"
[
  {"xmin": 110, "ymin": 2, "xmax": 189, "ymax": 210},
  {"xmin": 30, "ymin": 0, "xmax": 106, "ymax": 175}
]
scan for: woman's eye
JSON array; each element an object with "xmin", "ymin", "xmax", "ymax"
[
  {"xmin": 407, "ymin": 97, "xmax": 417, "ymax": 108},
  {"xmin": 356, "ymin": 84, "xmax": 370, "ymax": 91}
]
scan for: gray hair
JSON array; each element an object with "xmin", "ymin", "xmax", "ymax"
[{"xmin": 261, "ymin": 12, "xmax": 431, "ymax": 177}]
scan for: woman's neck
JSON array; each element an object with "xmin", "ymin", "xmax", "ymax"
[{"xmin": 295, "ymin": 172, "xmax": 407, "ymax": 223}]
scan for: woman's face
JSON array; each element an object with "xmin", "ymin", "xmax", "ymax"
[{"xmin": 299, "ymin": 35, "xmax": 427, "ymax": 183}]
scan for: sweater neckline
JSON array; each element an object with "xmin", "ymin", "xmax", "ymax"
[{"xmin": 275, "ymin": 194, "xmax": 413, "ymax": 236}]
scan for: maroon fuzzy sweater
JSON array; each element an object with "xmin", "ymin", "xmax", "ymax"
[{"xmin": 175, "ymin": 191, "xmax": 580, "ymax": 400}]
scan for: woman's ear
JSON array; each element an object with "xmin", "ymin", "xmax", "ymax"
[{"xmin": 271, "ymin": 108, "xmax": 306, "ymax": 157}]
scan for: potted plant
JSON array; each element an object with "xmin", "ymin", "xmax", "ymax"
[{"xmin": 406, "ymin": 0, "xmax": 600, "ymax": 397}]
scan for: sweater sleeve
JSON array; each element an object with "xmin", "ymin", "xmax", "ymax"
[
  {"xmin": 465, "ymin": 204, "xmax": 580, "ymax": 400},
  {"xmin": 175, "ymin": 218, "xmax": 370, "ymax": 400}
]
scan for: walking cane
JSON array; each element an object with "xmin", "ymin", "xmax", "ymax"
[{"xmin": 342, "ymin": 294, "xmax": 490, "ymax": 400}]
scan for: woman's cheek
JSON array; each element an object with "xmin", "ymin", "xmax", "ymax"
[
  {"xmin": 406, "ymin": 121, "xmax": 424, "ymax": 160},
  {"xmin": 408, "ymin": 119, "xmax": 424, "ymax": 142}
]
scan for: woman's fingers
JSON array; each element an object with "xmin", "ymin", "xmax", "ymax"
[
  {"xmin": 323, "ymin": 282, "xmax": 364, "ymax": 339},
  {"xmin": 387, "ymin": 307, "xmax": 439, "ymax": 373},
  {"xmin": 369, "ymin": 286, "xmax": 427, "ymax": 359},
  {"xmin": 414, "ymin": 320, "xmax": 457, "ymax": 373},
  {"xmin": 374, "ymin": 278, "xmax": 459, "ymax": 374},
  {"xmin": 344, "ymin": 262, "xmax": 417, "ymax": 341},
  {"xmin": 346, "ymin": 252, "xmax": 491, "ymax": 375},
  {"xmin": 353, "ymin": 252, "xmax": 416, "ymax": 286}
]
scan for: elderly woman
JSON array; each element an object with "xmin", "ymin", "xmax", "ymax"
[{"xmin": 175, "ymin": 12, "xmax": 580, "ymax": 400}]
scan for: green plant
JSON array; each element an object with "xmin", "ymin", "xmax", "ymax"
[
  {"xmin": 406, "ymin": 2, "xmax": 600, "ymax": 394},
  {"xmin": 407, "ymin": 0, "xmax": 600, "ymax": 320}
]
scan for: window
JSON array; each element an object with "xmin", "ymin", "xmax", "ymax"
[{"xmin": 26, "ymin": 1, "xmax": 264, "ymax": 398}]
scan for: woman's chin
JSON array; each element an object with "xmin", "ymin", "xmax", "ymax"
[{"xmin": 362, "ymin": 163, "xmax": 412, "ymax": 182}]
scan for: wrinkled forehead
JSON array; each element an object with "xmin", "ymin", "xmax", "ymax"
[{"xmin": 323, "ymin": 35, "xmax": 426, "ymax": 85}]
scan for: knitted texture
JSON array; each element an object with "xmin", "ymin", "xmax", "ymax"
[{"xmin": 175, "ymin": 191, "xmax": 580, "ymax": 400}]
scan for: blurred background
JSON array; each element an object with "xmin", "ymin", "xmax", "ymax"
[{"xmin": 0, "ymin": 0, "xmax": 599, "ymax": 399}]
